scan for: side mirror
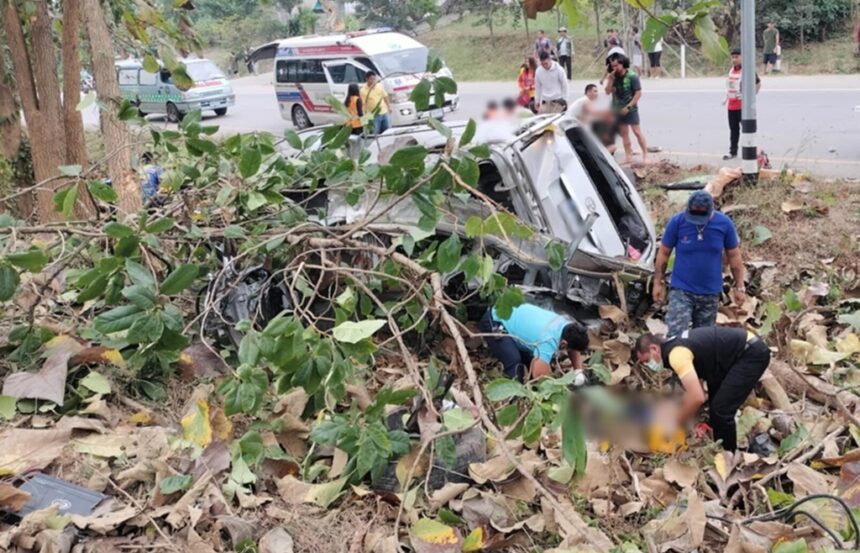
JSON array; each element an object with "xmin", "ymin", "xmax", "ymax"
[{"xmin": 160, "ymin": 69, "xmax": 172, "ymax": 83}]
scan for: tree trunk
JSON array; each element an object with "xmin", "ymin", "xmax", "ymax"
[
  {"xmin": 488, "ymin": 5, "xmax": 494, "ymax": 38},
  {"xmin": 0, "ymin": 42, "xmax": 22, "ymax": 163},
  {"xmin": 0, "ymin": 34, "xmax": 33, "ymax": 218},
  {"xmin": 61, "ymin": 0, "xmax": 87, "ymax": 167},
  {"xmin": 83, "ymin": 0, "xmax": 142, "ymax": 217},
  {"xmin": 523, "ymin": 2, "xmax": 530, "ymax": 39},
  {"xmin": 3, "ymin": 0, "xmax": 68, "ymax": 222},
  {"xmin": 593, "ymin": 0, "xmax": 601, "ymax": 49}
]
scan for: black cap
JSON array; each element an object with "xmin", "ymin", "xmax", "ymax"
[{"xmin": 731, "ymin": 48, "xmax": 741, "ymax": 56}]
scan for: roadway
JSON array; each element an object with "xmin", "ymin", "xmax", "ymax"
[{"xmin": 83, "ymin": 73, "xmax": 860, "ymax": 178}]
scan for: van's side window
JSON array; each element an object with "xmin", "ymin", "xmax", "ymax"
[
  {"xmin": 118, "ymin": 69, "xmax": 138, "ymax": 86},
  {"xmin": 355, "ymin": 57, "xmax": 379, "ymax": 74},
  {"xmin": 276, "ymin": 60, "xmax": 292, "ymax": 83},
  {"xmin": 139, "ymin": 70, "xmax": 158, "ymax": 86},
  {"xmin": 327, "ymin": 63, "xmax": 365, "ymax": 84},
  {"xmin": 299, "ymin": 60, "xmax": 326, "ymax": 83},
  {"xmin": 276, "ymin": 59, "xmax": 326, "ymax": 83}
]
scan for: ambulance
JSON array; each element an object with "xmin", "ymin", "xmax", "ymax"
[
  {"xmin": 116, "ymin": 58, "xmax": 235, "ymax": 122},
  {"xmin": 249, "ymin": 29, "xmax": 459, "ymax": 129}
]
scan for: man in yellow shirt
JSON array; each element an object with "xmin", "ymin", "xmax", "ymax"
[
  {"xmin": 360, "ymin": 71, "xmax": 391, "ymax": 135},
  {"xmin": 634, "ymin": 326, "xmax": 770, "ymax": 451}
]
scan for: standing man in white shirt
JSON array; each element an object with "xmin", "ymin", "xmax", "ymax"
[
  {"xmin": 535, "ymin": 51, "xmax": 569, "ymax": 114},
  {"xmin": 556, "ymin": 27, "xmax": 573, "ymax": 80}
]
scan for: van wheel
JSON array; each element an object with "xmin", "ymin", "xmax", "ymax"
[
  {"xmin": 166, "ymin": 102, "xmax": 183, "ymax": 123},
  {"xmin": 214, "ymin": 107, "xmax": 228, "ymax": 116},
  {"xmin": 292, "ymin": 105, "xmax": 312, "ymax": 129}
]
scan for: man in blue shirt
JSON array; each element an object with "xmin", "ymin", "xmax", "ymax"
[
  {"xmin": 479, "ymin": 302, "xmax": 589, "ymax": 382},
  {"xmin": 653, "ymin": 191, "xmax": 746, "ymax": 336}
]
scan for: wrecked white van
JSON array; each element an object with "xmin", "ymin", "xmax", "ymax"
[{"xmin": 295, "ymin": 114, "xmax": 656, "ymax": 313}]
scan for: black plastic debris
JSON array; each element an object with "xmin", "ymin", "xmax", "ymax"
[{"xmin": 17, "ymin": 473, "xmax": 106, "ymax": 517}]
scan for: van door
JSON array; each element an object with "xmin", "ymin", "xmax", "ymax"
[
  {"xmin": 298, "ymin": 59, "xmax": 336, "ymax": 124},
  {"xmin": 117, "ymin": 67, "xmax": 141, "ymax": 106},
  {"xmin": 137, "ymin": 68, "xmax": 160, "ymax": 114},
  {"xmin": 321, "ymin": 60, "xmax": 370, "ymax": 103}
]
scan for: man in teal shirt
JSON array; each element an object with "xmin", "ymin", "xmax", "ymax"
[{"xmin": 479, "ymin": 303, "xmax": 590, "ymax": 382}]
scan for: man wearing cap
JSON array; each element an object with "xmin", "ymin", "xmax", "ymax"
[
  {"xmin": 724, "ymin": 48, "xmax": 761, "ymax": 160},
  {"xmin": 634, "ymin": 327, "xmax": 770, "ymax": 451},
  {"xmin": 653, "ymin": 191, "xmax": 746, "ymax": 337},
  {"xmin": 479, "ymin": 302, "xmax": 590, "ymax": 383},
  {"xmin": 556, "ymin": 28, "xmax": 573, "ymax": 80}
]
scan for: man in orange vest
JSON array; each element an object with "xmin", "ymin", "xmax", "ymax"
[{"xmin": 723, "ymin": 48, "xmax": 760, "ymax": 160}]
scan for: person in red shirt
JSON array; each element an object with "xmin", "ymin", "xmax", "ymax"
[{"xmin": 723, "ymin": 48, "xmax": 761, "ymax": 160}]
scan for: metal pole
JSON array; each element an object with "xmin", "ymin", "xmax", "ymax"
[
  {"xmin": 741, "ymin": 0, "xmax": 758, "ymax": 183},
  {"xmin": 680, "ymin": 44, "xmax": 686, "ymax": 79}
]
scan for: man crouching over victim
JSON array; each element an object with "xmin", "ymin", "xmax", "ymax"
[
  {"xmin": 480, "ymin": 302, "xmax": 590, "ymax": 383},
  {"xmin": 634, "ymin": 327, "xmax": 770, "ymax": 451}
]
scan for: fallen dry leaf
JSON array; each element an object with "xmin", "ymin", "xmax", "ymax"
[
  {"xmin": 429, "ymin": 482, "xmax": 469, "ymax": 508},
  {"xmin": 179, "ymin": 342, "xmax": 229, "ymax": 381},
  {"xmin": 72, "ymin": 433, "xmax": 131, "ymax": 458},
  {"xmin": 664, "ymin": 458, "xmax": 699, "ymax": 489},
  {"xmin": 410, "ymin": 518, "xmax": 462, "ymax": 553},
  {"xmin": 0, "ymin": 482, "xmax": 31, "ymax": 512},
  {"xmin": 780, "ymin": 199, "xmax": 804, "ymax": 213},
  {"xmin": 71, "ymin": 500, "xmax": 139, "ymax": 534},
  {"xmin": 0, "ymin": 428, "xmax": 71, "ymax": 475},
  {"xmin": 599, "ymin": 305, "xmax": 628, "ymax": 325},
  {"xmin": 836, "ymin": 333, "xmax": 860, "ymax": 354},
  {"xmin": 787, "ymin": 462, "xmax": 833, "ymax": 496},
  {"xmin": 468, "ymin": 456, "xmax": 514, "ymax": 485},
  {"xmin": 181, "ymin": 400, "xmax": 213, "ymax": 448},
  {"xmin": 2, "ymin": 336, "xmax": 83, "ymax": 405},
  {"xmin": 259, "ymin": 527, "xmax": 294, "ymax": 553}
]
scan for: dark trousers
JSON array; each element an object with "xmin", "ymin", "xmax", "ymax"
[
  {"xmin": 559, "ymin": 55, "xmax": 572, "ymax": 79},
  {"xmin": 707, "ymin": 340, "xmax": 770, "ymax": 451},
  {"xmin": 728, "ymin": 109, "xmax": 741, "ymax": 156},
  {"xmin": 479, "ymin": 309, "xmax": 530, "ymax": 382}
]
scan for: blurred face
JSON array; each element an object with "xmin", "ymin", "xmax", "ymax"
[
  {"xmin": 610, "ymin": 59, "xmax": 624, "ymax": 75},
  {"xmin": 731, "ymin": 53, "xmax": 742, "ymax": 67},
  {"xmin": 637, "ymin": 345, "xmax": 663, "ymax": 369},
  {"xmin": 586, "ymin": 87, "xmax": 598, "ymax": 101},
  {"xmin": 541, "ymin": 57, "xmax": 552, "ymax": 70},
  {"xmin": 767, "ymin": 22, "xmax": 774, "ymax": 29}
]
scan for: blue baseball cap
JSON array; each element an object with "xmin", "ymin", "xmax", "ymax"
[{"xmin": 685, "ymin": 191, "xmax": 714, "ymax": 225}]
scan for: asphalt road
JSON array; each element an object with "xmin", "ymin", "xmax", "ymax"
[{"xmin": 83, "ymin": 73, "xmax": 860, "ymax": 178}]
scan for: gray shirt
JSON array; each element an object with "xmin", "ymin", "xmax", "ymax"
[
  {"xmin": 535, "ymin": 62, "xmax": 569, "ymax": 105},
  {"xmin": 557, "ymin": 36, "xmax": 572, "ymax": 57}
]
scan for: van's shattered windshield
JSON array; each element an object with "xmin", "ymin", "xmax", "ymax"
[
  {"xmin": 373, "ymin": 47, "xmax": 428, "ymax": 76},
  {"xmin": 186, "ymin": 61, "xmax": 226, "ymax": 82}
]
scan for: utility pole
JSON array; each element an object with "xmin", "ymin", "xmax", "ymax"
[{"xmin": 740, "ymin": 0, "xmax": 758, "ymax": 183}]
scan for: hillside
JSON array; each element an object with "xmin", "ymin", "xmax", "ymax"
[{"xmin": 421, "ymin": 13, "xmax": 860, "ymax": 81}]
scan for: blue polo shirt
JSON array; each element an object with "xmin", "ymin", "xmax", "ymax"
[
  {"xmin": 662, "ymin": 211, "xmax": 739, "ymax": 296},
  {"xmin": 492, "ymin": 304, "xmax": 570, "ymax": 363}
]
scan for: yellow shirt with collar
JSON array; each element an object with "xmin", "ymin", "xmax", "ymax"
[{"xmin": 360, "ymin": 83, "xmax": 389, "ymax": 115}]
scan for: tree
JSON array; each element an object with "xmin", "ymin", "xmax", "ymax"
[
  {"xmin": 83, "ymin": 0, "xmax": 142, "ymax": 216},
  {"xmin": 2, "ymin": 0, "xmax": 96, "ymax": 222},
  {"xmin": 463, "ymin": 0, "xmax": 511, "ymax": 38},
  {"xmin": 354, "ymin": 0, "xmax": 440, "ymax": 32}
]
